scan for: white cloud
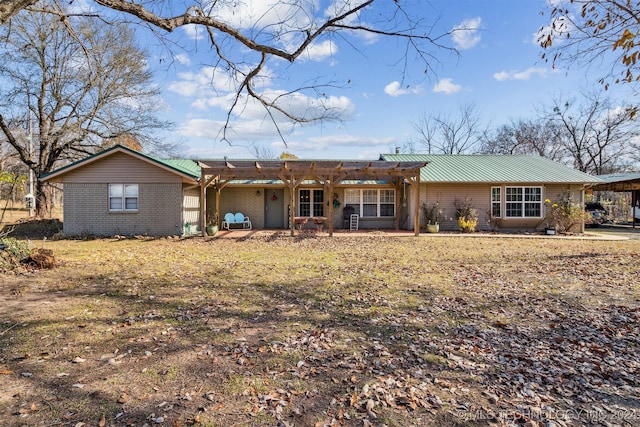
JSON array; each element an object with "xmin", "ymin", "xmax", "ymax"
[
  {"xmin": 493, "ymin": 67, "xmax": 549, "ymax": 81},
  {"xmin": 182, "ymin": 24, "xmax": 205, "ymax": 41},
  {"xmin": 170, "ymin": 64, "xmax": 353, "ymax": 121},
  {"xmin": 535, "ymin": 2, "xmax": 578, "ymax": 46},
  {"xmin": 65, "ymin": 0, "xmax": 94, "ymax": 14},
  {"xmin": 173, "ymin": 54, "xmax": 191, "ymax": 66},
  {"xmin": 308, "ymin": 134, "xmax": 396, "ymax": 148},
  {"xmin": 178, "ymin": 118, "xmax": 294, "ymax": 140},
  {"xmin": 168, "ymin": 62, "xmax": 355, "ymax": 144},
  {"xmin": 167, "ymin": 66, "xmax": 251, "ymax": 98},
  {"xmin": 323, "ymin": 0, "xmax": 378, "ymax": 44},
  {"xmin": 384, "ymin": 81, "xmax": 422, "ymax": 97},
  {"xmin": 324, "ymin": 0, "xmax": 370, "ymax": 19},
  {"xmin": 301, "ymin": 40, "xmax": 337, "ymax": 62},
  {"xmin": 452, "ymin": 17, "xmax": 482, "ymax": 50},
  {"xmin": 432, "ymin": 78, "xmax": 462, "ymax": 94},
  {"xmin": 272, "ymin": 134, "xmax": 397, "ymax": 158},
  {"xmin": 534, "ymin": 15, "xmax": 572, "ymax": 47},
  {"xmin": 208, "ymin": 0, "xmax": 314, "ymax": 42},
  {"xmin": 546, "ymin": 0, "xmax": 569, "ymax": 8}
]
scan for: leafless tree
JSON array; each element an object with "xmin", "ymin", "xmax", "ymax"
[
  {"xmin": 413, "ymin": 103, "xmax": 486, "ymax": 154},
  {"xmin": 250, "ymin": 143, "xmax": 277, "ymax": 160},
  {"xmin": 539, "ymin": 0, "xmax": 640, "ymax": 90},
  {"xmin": 0, "ymin": 10, "xmax": 172, "ymax": 215},
  {"xmin": 479, "ymin": 118, "xmax": 566, "ymax": 162},
  {"xmin": 545, "ymin": 92, "xmax": 638, "ymax": 174},
  {"xmin": 1, "ymin": 1, "xmax": 456, "ymax": 142}
]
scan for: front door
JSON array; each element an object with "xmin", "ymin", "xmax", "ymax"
[{"xmin": 265, "ymin": 189, "xmax": 285, "ymax": 228}]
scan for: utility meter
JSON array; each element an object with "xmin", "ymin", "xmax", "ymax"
[{"xmin": 25, "ymin": 193, "xmax": 35, "ymax": 209}]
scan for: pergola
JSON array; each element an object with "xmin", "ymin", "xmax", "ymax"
[
  {"xmin": 197, "ymin": 160, "xmax": 428, "ymax": 236},
  {"xmin": 590, "ymin": 173, "xmax": 640, "ymax": 228}
]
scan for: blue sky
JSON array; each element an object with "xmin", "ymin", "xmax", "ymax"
[{"xmin": 119, "ymin": 0, "xmax": 633, "ymax": 160}]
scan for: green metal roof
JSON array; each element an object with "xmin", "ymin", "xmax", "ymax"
[
  {"xmin": 596, "ymin": 172, "xmax": 640, "ymax": 183},
  {"xmin": 380, "ymin": 154, "xmax": 602, "ymax": 184},
  {"xmin": 154, "ymin": 158, "xmax": 201, "ymax": 178}
]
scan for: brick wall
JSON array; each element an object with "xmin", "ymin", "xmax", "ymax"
[
  {"xmin": 219, "ymin": 187, "xmax": 265, "ymax": 229},
  {"xmin": 63, "ymin": 182, "xmax": 182, "ymax": 236}
]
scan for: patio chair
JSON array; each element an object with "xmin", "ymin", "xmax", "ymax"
[
  {"xmin": 234, "ymin": 212, "xmax": 252, "ymax": 230},
  {"xmin": 221, "ymin": 212, "xmax": 252, "ymax": 230},
  {"xmin": 221, "ymin": 212, "xmax": 235, "ymax": 230},
  {"xmin": 342, "ymin": 206, "xmax": 355, "ymax": 229}
]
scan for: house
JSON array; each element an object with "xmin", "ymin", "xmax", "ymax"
[
  {"xmin": 41, "ymin": 145, "xmax": 600, "ymax": 237},
  {"xmin": 382, "ymin": 153, "xmax": 601, "ymax": 232},
  {"xmin": 41, "ymin": 145, "xmax": 426, "ymax": 236}
]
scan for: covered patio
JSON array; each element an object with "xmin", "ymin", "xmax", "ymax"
[{"xmin": 197, "ymin": 160, "xmax": 428, "ymax": 237}]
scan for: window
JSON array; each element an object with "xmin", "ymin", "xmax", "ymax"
[
  {"xmin": 299, "ymin": 189, "xmax": 324, "ymax": 217},
  {"xmin": 379, "ymin": 189, "xmax": 395, "ymax": 217},
  {"xmin": 344, "ymin": 188, "xmax": 395, "ymax": 217},
  {"xmin": 504, "ymin": 186, "xmax": 542, "ymax": 218},
  {"xmin": 109, "ymin": 184, "xmax": 138, "ymax": 212},
  {"xmin": 491, "ymin": 187, "xmax": 501, "ymax": 218}
]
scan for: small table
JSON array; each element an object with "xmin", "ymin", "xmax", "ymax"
[
  {"xmin": 293, "ymin": 217, "xmax": 309, "ymax": 230},
  {"xmin": 312, "ymin": 217, "xmax": 327, "ymax": 232},
  {"xmin": 293, "ymin": 216, "xmax": 327, "ymax": 232}
]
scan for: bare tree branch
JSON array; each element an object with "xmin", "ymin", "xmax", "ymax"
[
  {"xmin": 413, "ymin": 103, "xmax": 486, "ymax": 154},
  {"xmin": 0, "ymin": 0, "xmax": 38, "ymax": 25},
  {"xmin": 540, "ymin": 0, "xmax": 640, "ymax": 89},
  {"xmin": 2, "ymin": 1, "xmax": 457, "ymax": 145}
]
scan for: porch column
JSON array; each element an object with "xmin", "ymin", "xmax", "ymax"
[
  {"xmin": 327, "ymin": 183, "xmax": 335, "ymax": 237},
  {"xmin": 633, "ymin": 190, "xmax": 638, "ymax": 229},
  {"xmin": 289, "ymin": 175, "xmax": 296, "ymax": 237},
  {"xmin": 215, "ymin": 185, "xmax": 221, "ymax": 227},
  {"xmin": 393, "ymin": 179, "xmax": 402, "ymax": 231},
  {"xmin": 413, "ymin": 174, "xmax": 421, "ymax": 236},
  {"xmin": 200, "ymin": 171, "xmax": 206, "ymax": 237}
]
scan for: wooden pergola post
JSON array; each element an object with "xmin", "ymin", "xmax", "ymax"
[
  {"xmin": 199, "ymin": 170, "xmax": 206, "ymax": 236},
  {"xmin": 289, "ymin": 175, "xmax": 295, "ymax": 237},
  {"xmin": 198, "ymin": 169, "xmax": 230, "ymax": 237},
  {"xmin": 215, "ymin": 184, "xmax": 221, "ymax": 227},
  {"xmin": 405, "ymin": 174, "xmax": 421, "ymax": 236},
  {"xmin": 633, "ymin": 190, "xmax": 638, "ymax": 228},
  {"xmin": 393, "ymin": 179, "xmax": 402, "ymax": 231},
  {"xmin": 327, "ymin": 182, "xmax": 335, "ymax": 236},
  {"xmin": 414, "ymin": 173, "xmax": 421, "ymax": 236}
]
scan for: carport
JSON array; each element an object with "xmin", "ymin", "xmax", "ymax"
[{"xmin": 591, "ymin": 173, "xmax": 640, "ymax": 228}]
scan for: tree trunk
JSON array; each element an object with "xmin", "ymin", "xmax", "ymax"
[{"xmin": 34, "ymin": 178, "xmax": 49, "ymax": 218}]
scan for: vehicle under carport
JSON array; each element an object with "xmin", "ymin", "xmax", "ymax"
[{"xmin": 591, "ymin": 173, "xmax": 640, "ymax": 228}]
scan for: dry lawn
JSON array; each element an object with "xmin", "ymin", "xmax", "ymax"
[{"xmin": 1, "ymin": 233, "xmax": 639, "ymax": 427}]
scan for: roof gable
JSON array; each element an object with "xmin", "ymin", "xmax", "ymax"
[
  {"xmin": 41, "ymin": 145, "xmax": 200, "ymax": 182},
  {"xmin": 380, "ymin": 154, "xmax": 601, "ymax": 184}
]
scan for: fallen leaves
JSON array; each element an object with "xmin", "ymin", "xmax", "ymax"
[{"xmin": 1, "ymin": 235, "xmax": 640, "ymax": 426}]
